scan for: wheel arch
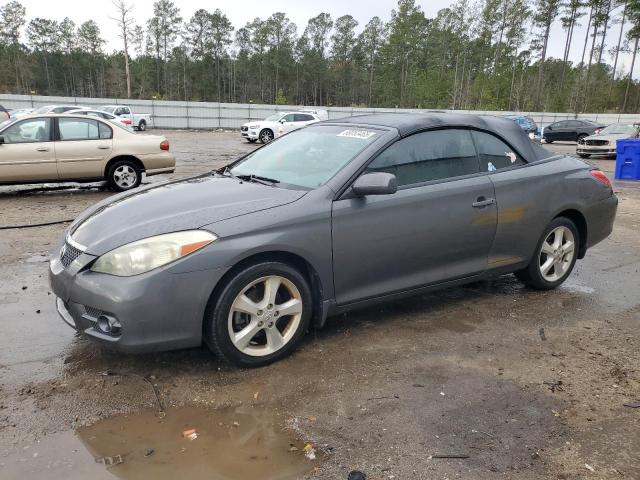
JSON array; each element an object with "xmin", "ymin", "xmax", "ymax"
[
  {"xmin": 104, "ymin": 155, "xmax": 145, "ymax": 178},
  {"xmin": 554, "ymin": 208, "xmax": 587, "ymax": 259},
  {"xmin": 204, "ymin": 250, "xmax": 326, "ymax": 334}
]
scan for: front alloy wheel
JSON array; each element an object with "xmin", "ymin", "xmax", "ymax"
[
  {"xmin": 205, "ymin": 262, "xmax": 312, "ymax": 367},
  {"xmin": 259, "ymin": 129, "xmax": 274, "ymax": 144}
]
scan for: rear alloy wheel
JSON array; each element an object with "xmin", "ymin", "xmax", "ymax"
[
  {"xmin": 515, "ymin": 217, "xmax": 578, "ymax": 290},
  {"xmin": 205, "ymin": 262, "xmax": 312, "ymax": 367},
  {"xmin": 107, "ymin": 160, "xmax": 142, "ymax": 191},
  {"xmin": 259, "ymin": 128, "xmax": 274, "ymax": 144},
  {"xmin": 577, "ymin": 133, "xmax": 588, "ymax": 143}
]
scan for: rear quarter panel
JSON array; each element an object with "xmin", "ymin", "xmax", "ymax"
[{"xmin": 487, "ymin": 155, "xmax": 610, "ymax": 268}]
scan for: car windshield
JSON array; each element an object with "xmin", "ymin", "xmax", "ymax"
[
  {"xmin": 230, "ymin": 125, "xmax": 381, "ymax": 189},
  {"xmin": 100, "ymin": 106, "xmax": 116, "ymax": 114},
  {"xmin": 599, "ymin": 123, "xmax": 638, "ymax": 135},
  {"xmin": 264, "ymin": 114, "xmax": 282, "ymax": 122}
]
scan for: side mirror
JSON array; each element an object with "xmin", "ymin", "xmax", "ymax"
[
  {"xmin": 352, "ymin": 172, "xmax": 397, "ymax": 197},
  {"xmin": 279, "ymin": 119, "xmax": 286, "ymax": 124},
  {"xmin": 546, "ymin": 126, "xmax": 552, "ymax": 130}
]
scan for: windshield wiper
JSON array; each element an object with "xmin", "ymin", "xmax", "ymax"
[
  {"xmin": 220, "ymin": 166, "xmax": 240, "ymax": 181},
  {"xmin": 237, "ymin": 174, "xmax": 280, "ymax": 186}
]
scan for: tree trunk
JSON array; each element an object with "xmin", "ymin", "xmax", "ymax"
[
  {"xmin": 611, "ymin": 0, "xmax": 627, "ymax": 82},
  {"xmin": 597, "ymin": 0, "xmax": 612, "ymax": 64},
  {"xmin": 623, "ymin": 36, "xmax": 638, "ymax": 112},
  {"xmin": 535, "ymin": 21, "xmax": 551, "ymax": 110}
]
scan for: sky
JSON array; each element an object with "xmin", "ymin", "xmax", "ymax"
[{"xmin": 13, "ymin": 0, "xmax": 636, "ymax": 77}]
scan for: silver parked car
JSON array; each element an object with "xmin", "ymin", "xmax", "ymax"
[
  {"xmin": 576, "ymin": 123, "xmax": 640, "ymax": 158},
  {"xmin": 50, "ymin": 113, "xmax": 617, "ymax": 367}
]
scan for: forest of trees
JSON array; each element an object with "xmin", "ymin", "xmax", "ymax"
[{"xmin": 2, "ymin": 0, "xmax": 640, "ymax": 113}]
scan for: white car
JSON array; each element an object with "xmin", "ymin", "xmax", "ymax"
[
  {"xmin": 100, "ymin": 105, "xmax": 151, "ymax": 131},
  {"xmin": 240, "ymin": 110, "xmax": 327, "ymax": 143},
  {"xmin": 66, "ymin": 108, "xmax": 134, "ymax": 131}
]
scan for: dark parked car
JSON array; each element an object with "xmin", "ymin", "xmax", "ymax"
[
  {"xmin": 543, "ymin": 119, "xmax": 604, "ymax": 143},
  {"xmin": 50, "ymin": 113, "xmax": 618, "ymax": 367},
  {"xmin": 505, "ymin": 115, "xmax": 538, "ymax": 135}
]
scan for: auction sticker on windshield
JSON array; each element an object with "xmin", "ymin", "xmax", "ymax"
[{"xmin": 337, "ymin": 129, "xmax": 377, "ymax": 139}]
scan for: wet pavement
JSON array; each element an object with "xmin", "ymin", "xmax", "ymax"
[
  {"xmin": 1, "ymin": 404, "xmax": 317, "ymax": 480},
  {"xmin": 1, "ymin": 132, "xmax": 639, "ymax": 479}
]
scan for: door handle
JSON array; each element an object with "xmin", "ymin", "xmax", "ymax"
[
  {"xmin": 97, "ymin": 146, "xmax": 110, "ymax": 150},
  {"xmin": 36, "ymin": 147, "xmax": 49, "ymax": 152},
  {"xmin": 472, "ymin": 197, "xmax": 496, "ymax": 208}
]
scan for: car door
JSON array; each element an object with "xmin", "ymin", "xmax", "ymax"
[
  {"xmin": 0, "ymin": 117, "xmax": 57, "ymax": 182},
  {"xmin": 331, "ymin": 128, "xmax": 497, "ymax": 305},
  {"xmin": 472, "ymin": 130, "xmax": 542, "ymax": 269},
  {"xmin": 54, "ymin": 117, "xmax": 113, "ymax": 180},
  {"xmin": 565, "ymin": 120, "xmax": 582, "ymax": 141},
  {"xmin": 545, "ymin": 122, "xmax": 560, "ymax": 141},
  {"xmin": 278, "ymin": 114, "xmax": 298, "ymax": 134}
]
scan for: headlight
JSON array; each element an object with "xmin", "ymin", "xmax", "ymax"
[
  {"xmin": 249, "ymin": 124, "xmax": 259, "ymax": 129},
  {"xmin": 91, "ymin": 230, "xmax": 217, "ymax": 276}
]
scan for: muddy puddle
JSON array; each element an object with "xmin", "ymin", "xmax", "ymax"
[{"xmin": 0, "ymin": 405, "xmax": 318, "ymax": 480}]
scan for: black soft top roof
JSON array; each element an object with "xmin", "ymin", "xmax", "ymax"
[{"xmin": 330, "ymin": 112, "xmax": 553, "ymax": 161}]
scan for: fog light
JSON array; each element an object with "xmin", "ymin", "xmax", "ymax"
[{"xmin": 97, "ymin": 314, "xmax": 122, "ymax": 336}]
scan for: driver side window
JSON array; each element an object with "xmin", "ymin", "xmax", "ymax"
[
  {"xmin": 2, "ymin": 118, "xmax": 51, "ymax": 143},
  {"xmin": 281, "ymin": 114, "xmax": 295, "ymax": 122},
  {"xmin": 365, "ymin": 129, "xmax": 479, "ymax": 187}
]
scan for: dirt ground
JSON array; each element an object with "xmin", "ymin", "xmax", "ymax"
[{"xmin": 0, "ymin": 131, "xmax": 638, "ymax": 479}]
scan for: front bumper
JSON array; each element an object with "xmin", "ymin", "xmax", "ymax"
[
  {"xmin": 240, "ymin": 129, "xmax": 259, "ymax": 140},
  {"xmin": 577, "ymin": 145, "xmax": 616, "ymax": 155},
  {"xmin": 49, "ymin": 251, "xmax": 227, "ymax": 353}
]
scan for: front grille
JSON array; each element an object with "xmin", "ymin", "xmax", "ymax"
[
  {"xmin": 83, "ymin": 306, "xmax": 103, "ymax": 319},
  {"xmin": 586, "ymin": 139, "xmax": 609, "ymax": 146},
  {"xmin": 60, "ymin": 242, "xmax": 83, "ymax": 268},
  {"xmin": 241, "ymin": 126, "xmax": 248, "ymax": 132}
]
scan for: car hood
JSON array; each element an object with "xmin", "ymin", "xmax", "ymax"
[
  {"xmin": 242, "ymin": 120, "xmax": 277, "ymax": 128},
  {"xmin": 583, "ymin": 133, "xmax": 633, "ymax": 142},
  {"xmin": 69, "ymin": 175, "xmax": 306, "ymax": 255}
]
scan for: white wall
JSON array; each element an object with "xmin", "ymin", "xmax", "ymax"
[{"xmin": 2, "ymin": 94, "xmax": 638, "ymax": 130}]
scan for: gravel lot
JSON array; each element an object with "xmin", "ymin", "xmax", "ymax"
[{"xmin": 0, "ymin": 131, "xmax": 638, "ymax": 479}]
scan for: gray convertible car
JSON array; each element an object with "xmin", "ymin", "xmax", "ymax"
[{"xmin": 49, "ymin": 113, "xmax": 617, "ymax": 367}]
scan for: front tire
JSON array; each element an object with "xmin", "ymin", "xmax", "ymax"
[
  {"xmin": 138, "ymin": 120, "xmax": 147, "ymax": 132},
  {"xmin": 544, "ymin": 137, "xmax": 553, "ymax": 144},
  {"xmin": 107, "ymin": 159, "xmax": 142, "ymax": 192},
  {"xmin": 259, "ymin": 128, "xmax": 274, "ymax": 144},
  {"xmin": 515, "ymin": 217, "xmax": 579, "ymax": 290},
  {"xmin": 204, "ymin": 262, "xmax": 313, "ymax": 368}
]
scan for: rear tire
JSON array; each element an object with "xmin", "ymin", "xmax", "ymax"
[
  {"xmin": 204, "ymin": 261, "xmax": 313, "ymax": 368},
  {"xmin": 577, "ymin": 133, "xmax": 588, "ymax": 143},
  {"xmin": 106, "ymin": 159, "xmax": 142, "ymax": 192},
  {"xmin": 138, "ymin": 120, "xmax": 147, "ymax": 132},
  {"xmin": 515, "ymin": 217, "xmax": 579, "ymax": 290}
]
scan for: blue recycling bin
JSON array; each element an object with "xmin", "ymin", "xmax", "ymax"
[{"xmin": 616, "ymin": 139, "xmax": 640, "ymax": 180}]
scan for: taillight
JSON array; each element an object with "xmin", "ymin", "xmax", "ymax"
[
  {"xmin": 590, "ymin": 169, "xmax": 611, "ymax": 187},
  {"xmin": 122, "ymin": 118, "xmax": 132, "ymax": 125},
  {"xmin": 160, "ymin": 140, "xmax": 170, "ymax": 151},
  {"xmin": 594, "ymin": 128, "xmax": 602, "ymax": 134}
]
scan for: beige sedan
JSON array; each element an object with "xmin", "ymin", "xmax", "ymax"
[{"xmin": 0, "ymin": 114, "xmax": 175, "ymax": 191}]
